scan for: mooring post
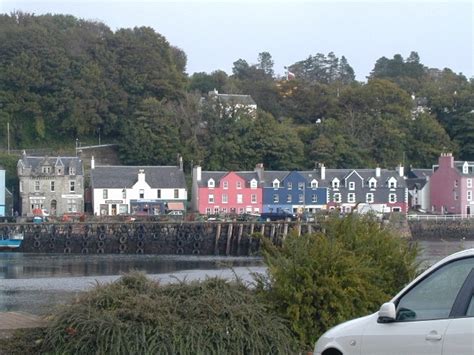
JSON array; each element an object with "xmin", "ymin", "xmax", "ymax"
[
  {"xmin": 237, "ymin": 224, "xmax": 243, "ymax": 256},
  {"xmin": 308, "ymin": 223, "xmax": 313, "ymax": 235},
  {"xmin": 270, "ymin": 224, "xmax": 276, "ymax": 239},
  {"xmin": 297, "ymin": 223, "xmax": 302, "ymax": 236},
  {"xmin": 214, "ymin": 223, "xmax": 222, "ymax": 255},
  {"xmin": 226, "ymin": 223, "xmax": 233, "ymax": 256},
  {"xmin": 260, "ymin": 224, "xmax": 265, "ymax": 237},
  {"xmin": 283, "ymin": 223, "xmax": 288, "ymax": 239},
  {"xmin": 250, "ymin": 223, "xmax": 255, "ymax": 235}
]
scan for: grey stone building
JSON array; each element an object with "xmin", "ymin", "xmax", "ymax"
[{"xmin": 17, "ymin": 153, "xmax": 84, "ymax": 216}]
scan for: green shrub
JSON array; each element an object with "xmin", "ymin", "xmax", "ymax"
[
  {"xmin": 43, "ymin": 271, "xmax": 298, "ymax": 354},
  {"xmin": 256, "ymin": 213, "xmax": 419, "ymax": 349}
]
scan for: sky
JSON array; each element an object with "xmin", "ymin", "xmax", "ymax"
[{"xmin": 1, "ymin": 0, "xmax": 473, "ymax": 81}]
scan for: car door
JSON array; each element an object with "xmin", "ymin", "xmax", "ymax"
[
  {"xmin": 362, "ymin": 256, "xmax": 474, "ymax": 355},
  {"xmin": 443, "ymin": 268, "xmax": 474, "ymax": 355}
]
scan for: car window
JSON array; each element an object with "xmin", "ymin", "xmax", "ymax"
[
  {"xmin": 467, "ymin": 295, "xmax": 474, "ymax": 317},
  {"xmin": 396, "ymin": 257, "xmax": 474, "ymax": 322}
]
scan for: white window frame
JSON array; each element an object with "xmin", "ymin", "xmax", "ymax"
[
  {"xmin": 69, "ymin": 180, "xmax": 75, "ymax": 192},
  {"xmin": 311, "ymin": 194, "xmax": 317, "ymax": 203},
  {"xmin": 311, "ymin": 179, "xmax": 318, "ymax": 188},
  {"xmin": 223, "ymin": 180, "xmax": 228, "ymax": 189},
  {"xmin": 139, "ymin": 189, "xmax": 144, "ymax": 199},
  {"xmin": 103, "ymin": 189, "xmax": 108, "ymax": 199},
  {"xmin": 34, "ymin": 180, "xmax": 40, "ymax": 192},
  {"xmin": 287, "ymin": 182, "xmax": 293, "ymax": 189},
  {"xmin": 222, "ymin": 194, "xmax": 228, "ymax": 204},
  {"xmin": 366, "ymin": 193, "xmax": 374, "ymax": 203},
  {"xmin": 273, "ymin": 180, "xmax": 280, "ymax": 188},
  {"xmin": 251, "ymin": 194, "xmax": 257, "ymax": 203},
  {"xmin": 236, "ymin": 181, "xmax": 242, "ymax": 189},
  {"xmin": 348, "ymin": 182, "xmax": 355, "ymax": 190},
  {"xmin": 332, "ymin": 179, "xmax": 340, "ymax": 189},
  {"xmin": 287, "ymin": 194, "xmax": 292, "ymax": 203},
  {"xmin": 467, "ymin": 190, "xmax": 472, "ymax": 201},
  {"xmin": 389, "ymin": 193, "xmax": 397, "ymax": 203},
  {"xmin": 467, "ymin": 179, "xmax": 472, "ymax": 188},
  {"xmin": 50, "ymin": 181, "xmax": 55, "ymax": 192},
  {"xmin": 208, "ymin": 179, "xmax": 215, "ymax": 188},
  {"xmin": 273, "ymin": 194, "xmax": 279, "ymax": 203},
  {"xmin": 250, "ymin": 179, "xmax": 257, "ymax": 189},
  {"xmin": 333, "ymin": 193, "xmax": 341, "ymax": 203},
  {"xmin": 299, "ymin": 194, "xmax": 304, "ymax": 203},
  {"xmin": 298, "ymin": 182, "xmax": 304, "ymax": 190},
  {"xmin": 208, "ymin": 194, "xmax": 215, "ymax": 204},
  {"xmin": 237, "ymin": 194, "xmax": 243, "ymax": 203},
  {"xmin": 206, "ymin": 207, "xmax": 211, "ymax": 215},
  {"xmin": 347, "ymin": 193, "xmax": 355, "ymax": 203},
  {"xmin": 213, "ymin": 207, "xmax": 219, "ymax": 214},
  {"xmin": 369, "ymin": 179, "xmax": 377, "ymax": 189}
]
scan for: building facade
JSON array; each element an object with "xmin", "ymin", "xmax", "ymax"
[
  {"xmin": 430, "ymin": 153, "xmax": 473, "ymax": 216},
  {"xmin": 0, "ymin": 168, "xmax": 5, "ymax": 216},
  {"xmin": 406, "ymin": 168, "xmax": 432, "ymax": 211},
  {"xmin": 91, "ymin": 160, "xmax": 187, "ymax": 216},
  {"xmin": 17, "ymin": 154, "xmax": 84, "ymax": 216}
]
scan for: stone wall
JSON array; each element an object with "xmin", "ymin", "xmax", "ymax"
[{"xmin": 408, "ymin": 219, "xmax": 474, "ymax": 240}]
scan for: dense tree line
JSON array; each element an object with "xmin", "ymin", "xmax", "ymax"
[{"xmin": 0, "ymin": 12, "xmax": 472, "ymax": 174}]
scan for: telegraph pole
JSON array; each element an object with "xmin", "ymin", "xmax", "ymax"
[{"xmin": 7, "ymin": 122, "xmax": 10, "ymax": 154}]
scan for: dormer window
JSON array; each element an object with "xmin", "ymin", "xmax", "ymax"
[
  {"xmin": 208, "ymin": 179, "xmax": 215, "ymax": 188},
  {"xmin": 332, "ymin": 178, "xmax": 340, "ymax": 189},
  {"xmin": 348, "ymin": 182, "xmax": 355, "ymax": 190},
  {"xmin": 311, "ymin": 179, "xmax": 318, "ymax": 188},
  {"xmin": 69, "ymin": 167, "xmax": 75, "ymax": 175},
  {"xmin": 250, "ymin": 179, "xmax": 257, "ymax": 189},
  {"xmin": 273, "ymin": 179, "xmax": 280, "ymax": 188},
  {"xmin": 42, "ymin": 166, "xmax": 51, "ymax": 174},
  {"xmin": 388, "ymin": 177, "xmax": 397, "ymax": 189},
  {"xmin": 463, "ymin": 162, "xmax": 469, "ymax": 174},
  {"xmin": 369, "ymin": 178, "xmax": 377, "ymax": 189}
]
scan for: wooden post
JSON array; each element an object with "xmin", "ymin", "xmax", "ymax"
[
  {"xmin": 297, "ymin": 223, "xmax": 302, "ymax": 236},
  {"xmin": 237, "ymin": 224, "xmax": 243, "ymax": 256},
  {"xmin": 260, "ymin": 224, "xmax": 265, "ymax": 237},
  {"xmin": 283, "ymin": 223, "xmax": 288, "ymax": 239},
  {"xmin": 270, "ymin": 224, "xmax": 276, "ymax": 240},
  {"xmin": 214, "ymin": 223, "xmax": 222, "ymax": 255},
  {"xmin": 308, "ymin": 223, "xmax": 313, "ymax": 235},
  {"xmin": 226, "ymin": 223, "xmax": 233, "ymax": 256},
  {"xmin": 250, "ymin": 223, "xmax": 255, "ymax": 235}
]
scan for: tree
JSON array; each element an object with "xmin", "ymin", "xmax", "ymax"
[{"xmin": 257, "ymin": 51, "xmax": 274, "ymax": 77}]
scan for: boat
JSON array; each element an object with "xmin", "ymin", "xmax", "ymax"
[{"xmin": 0, "ymin": 231, "xmax": 24, "ymax": 250}]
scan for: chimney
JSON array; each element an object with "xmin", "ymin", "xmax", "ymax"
[
  {"xmin": 179, "ymin": 155, "xmax": 183, "ymax": 171},
  {"xmin": 398, "ymin": 164, "xmax": 404, "ymax": 177},
  {"xmin": 320, "ymin": 163, "xmax": 326, "ymax": 180},
  {"xmin": 193, "ymin": 165, "xmax": 202, "ymax": 182},
  {"xmin": 376, "ymin": 167, "xmax": 381, "ymax": 177},
  {"xmin": 254, "ymin": 163, "xmax": 264, "ymax": 182},
  {"xmin": 91, "ymin": 156, "xmax": 95, "ymax": 170},
  {"xmin": 439, "ymin": 152, "xmax": 454, "ymax": 169},
  {"xmin": 138, "ymin": 169, "xmax": 145, "ymax": 182}
]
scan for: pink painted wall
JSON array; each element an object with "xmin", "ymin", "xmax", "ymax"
[
  {"xmin": 198, "ymin": 172, "xmax": 262, "ymax": 214},
  {"xmin": 430, "ymin": 154, "xmax": 462, "ymax": 214}
]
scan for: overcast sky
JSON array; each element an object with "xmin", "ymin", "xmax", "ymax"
[{"xmin": 1, "ymin": 0, "xmax": 472, "ymax": 80}]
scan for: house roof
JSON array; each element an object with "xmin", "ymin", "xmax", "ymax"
[
  {"xmin": 260, "ymin": 171, "xmax": 289, "ymax": 187},
  {"xmin": 198, "ymin": 171, "xmax": 260, "ymax": 187},
  {"xmin": 18, "ymin": 156, "xmax": 83, "ymax": 175},
  {"xmin": 408, "ymin": 168, "xmax": 433, "ymax": 179},
  {"xmin": 406, "ymin": 178, "xmax": 429, "ymax": 190},
  {"xmin": 455, "ymin": 161, "xmax": 474, "ymax": 176},
  {"xmin": 208, "ymin": 90, "xmax": 257, "ymax": 106},
  {"xmin": 91, "ymin": 166, "xmax": 185, "ymax": 189},
  {"xmin": 315, "ymin": 168, "xmax": 405, "ymax": 187}
]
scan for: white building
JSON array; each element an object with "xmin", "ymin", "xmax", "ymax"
[{"xmin": 90, "ymin": 158, "xmax": 187, "ymax": 216}]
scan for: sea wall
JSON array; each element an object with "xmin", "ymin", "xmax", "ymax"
[
  {"xmin": 408, "ymin": 219, "xmax": 474, "ymax": 240},
  {"xmin": 2, "ymin": 222, "xmax": 320, "ymax": 256}
]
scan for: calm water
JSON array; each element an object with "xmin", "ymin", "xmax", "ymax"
[{"xmin": 1, "ymin": 240, "xmax": 474, "ymax": 314}]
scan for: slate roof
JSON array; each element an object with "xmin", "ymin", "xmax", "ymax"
[
  {"xmin": 455, "ymin": 161, "xmax": 474, "ymax": 176},
  {"xmin": 18, "ymin": 156, "xmax": 83, "ymax": 175},
  {"xmin": 260, "ymin": 171, "xmax": 289, "ymax": 187},
  {"xmin": 307, "ymin": 168, "xmax": 405, "ymax": 188},
  {"xmin": 406, "ymin": 178, "xmax": 428, "ymax": 190},
  {"xmin": 208, "ymin": 90, "xmax": 257, "ymax": 106},
  {"xmin": 91, "ymin": 166, "xmax": 186, "ymax": 189},
  {"xmin": 408, "ymin": 168, "xmax": 433, "ymax": 179},
  {"xmin": 198, "ymin": 171, "xmax": 260, "ymax": 188}
]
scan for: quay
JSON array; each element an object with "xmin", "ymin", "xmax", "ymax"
[{"xmin": 0, "ymin": 312, "xmax": 45, "ymax": 338}]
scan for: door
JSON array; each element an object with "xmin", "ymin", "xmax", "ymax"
[{"xmin": 362, "ymin": 257, "xmax": 474, "ymax": 355}]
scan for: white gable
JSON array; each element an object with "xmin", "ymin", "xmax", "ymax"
[
  {"xmin": 272, "ymin": 179, "xmax": 280, "ymax": 188},
  {"xmin": 311, "ymin": 179, "xmax": 318, "ymax": 188},
  {"xmin": 208, "ymin": 178, "xmax": 215, "ymax": 188}
]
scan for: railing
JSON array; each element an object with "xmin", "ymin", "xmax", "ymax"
[{"xmin": 407, "ymin": 214, "xmax": 474, "ymax": 221}]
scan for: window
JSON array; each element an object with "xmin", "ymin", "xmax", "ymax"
[
  {"xmin": 468, "ymin": 179, "xmax": 472, "ymax": 188},
  {"xmin": 69, "ymin": 167, "xmax": 75, "ymax": 175},
  {"xmin": 67, "ymin": 199, "xmax": 77, "ymax": 213},
  {"xmin": 213, "ymin": 207, "xmax": 219, "ymax": 214},
  {"xmin": 332, "ymin": 179, "xmax": 340, "ymax": 189},
  {"xmin": 312, "ymin": 194, "xmax": 317, "ymax": 203},
  {"xmin": 237, "ymin": 194, "xmax": 243, "ymax": 203},
  {"xmin": 396, "ymin": 257, "xmax": 474, "ymax": 321},
  {"xmin": 287, "ymin": 182, "xmax": 292, "ymax": 189},
  {"xmin": 347, "ymin": 193, "xmax": 355, "ymax": 203},
  {"xmin": 157, "ymin": 189, "xmax": 161, "ymax": 199},
  {"xmin": 389, "ymin": 180, "xmax": 397, "ymax": 189},
  {"xmin": 349, "ymin": 182, "xmax": 355, "ymax": 190},
  {"xmin": 69, "ymin": 181, "xmax": 75, "ymax": 192},
  {"xmin": 468, "ymin": 191, "xmax": 472, "ymax": 201},
  {"xmin": 121, "ymin": 189, "xmax": 126, "ymax": 199},
  {"xmin": 299, "ymin": 194, "xmax": 304, "ymax": 203},
  {"xmin": 50, "ymin": 181, "xmax": 55, "ymax": 192},
  {"xmin": 298, "ymin": 182, "xmax": 304, "ymax": 190},
  {"xmin": 454, "ymin": 180, "xmax": 458, "ymax": 188},
  {"xmin": 222, "ymin": 207, "xmax": 227, "ymax": 214},
  {"xmin": 208, "ymin": 179, "xmax": 215, "ymax": 188},
  {"xmin": 139, "ymin": 189, "xmax": 144, "ymax": 199},
  {"xmin": 454, "ymin": 191, "xmax": 458, "ymax": 200},
  {"xmin": 333, "ymin": 193, "xmax": 341, "ymax": 203},
  {"xmin": 236, "ymin": 181, "xmax": 242, "ymax": 189},
  {"xmin": 311, "ymin": 180, "xmax": 318, "ymax": 188},
  {"xmin": 273, "ymin": 194, "xmax": 279, "ymax": 203},
  {"xmin": 287, "ymin": 194, "xmax": 292, "ymax": 203},
  {"xmin": 208, "ymin": 194, "xmax": 214, "ymax": 203},
  {"xmin": 223, "ymin": 181, "xmax": 228, "ymax": 189},
  {"xmin": 103, "ymin": 189, "xmax": 108, "ymax": 199},
  {"xmin": 34, "ymin": 180, "xmax": 40, "ymax": 191},
  {"xmin": 174, "ymin": 189, "xmax": 179, "ymax": 199},
  {"xmin": 273, "ymin": 180, "xmax": 280, "ymax": 188},
  {"xmin": 42, "ymin": 166, "xmax": 51, "ymax": 173},
  {"xmin": 366, "ymin": 193, "xmax": 374, "ymax": 203},
  {"xmin": 222, "ymin": 194, "xmax": 228, "ymax": 203},
  {"xmin": 206, "ymin": 207, "xmax": 211, "ymax": 215},
  {"xmin": 250, "ymin": 179, "xmax": 258, "ymax": 189},
  {"xmin": 369, "ymin": 179, "xmax": 377, "ymax": 189},
  {"xmin": 389, "ymin": 193, "xmax": 397, "ymax": 203},
  {"xmin": 251, "ymin": 194, "xmax": 257, "ymax": 203}
]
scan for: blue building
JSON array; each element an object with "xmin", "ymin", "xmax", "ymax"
[
  {"xmin": 0, "ymin": 168, "xmax": 5, "ymax": 216},
  {"xmin": 261, "ymin": 170, "xmax": 328, "ymax": 213}
]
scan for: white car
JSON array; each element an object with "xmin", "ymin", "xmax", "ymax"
[{"xmin": 314, "ymin": 248, "xmax": 474, "ymax": 355}]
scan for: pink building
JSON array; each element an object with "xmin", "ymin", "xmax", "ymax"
[
  {"xmin": 430, "ymin": 153, "xmax": 474, "ymax": 216},
  {"xmin": 191, "ymin": 166, "xmax": 262, "ymax": 215}
]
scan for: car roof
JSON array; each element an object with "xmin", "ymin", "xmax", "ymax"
[{"xmin": 392, "ymin": 248, "xmax": 474, "ymax": 302}]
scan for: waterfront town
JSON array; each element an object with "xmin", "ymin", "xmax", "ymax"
[{"xmin": 1, "ymin": 151, "xmax": 473, "ymax": 220}]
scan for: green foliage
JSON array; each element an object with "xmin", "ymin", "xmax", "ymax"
[
  {"xmin": 43, "ymin": 271, "xmax": 298, "ymax": 354},
  {"xmin": 256, "ymin": 214, "xmax": 419, "ymax": 349}
]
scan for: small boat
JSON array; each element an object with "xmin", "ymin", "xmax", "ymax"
[{"xmin": 0, "ymin": 232, "xmax": 24, "ymax": 250}]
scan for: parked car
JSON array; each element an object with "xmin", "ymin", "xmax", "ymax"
[
  {"xmin": 314, "ymin": 248, "xmax": 474, "ymax": 355},
  {"xmin": 259, "ymin": 211, "xmax": 297, "ymax": 222}
]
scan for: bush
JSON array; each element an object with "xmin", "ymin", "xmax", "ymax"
[
  {"xmin": 43, "ymin": 271, "xmax": 298, "ymax": 354},
  {"xmin": 256, "ymin": 213, "xmax": 419, "ymax": 349}
]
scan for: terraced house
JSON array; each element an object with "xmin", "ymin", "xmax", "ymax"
[{"xmin": 17, "ymin": 153, "xmax": 84, "ymax": 216}]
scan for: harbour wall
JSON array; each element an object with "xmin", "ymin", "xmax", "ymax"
[
  {"xmin": 2, "ymin": 222, "xmax": 320, "ymax": 256},
  {"xmin": 408, "ymin": 219, "xmax": 474, "ymax": 240}
]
